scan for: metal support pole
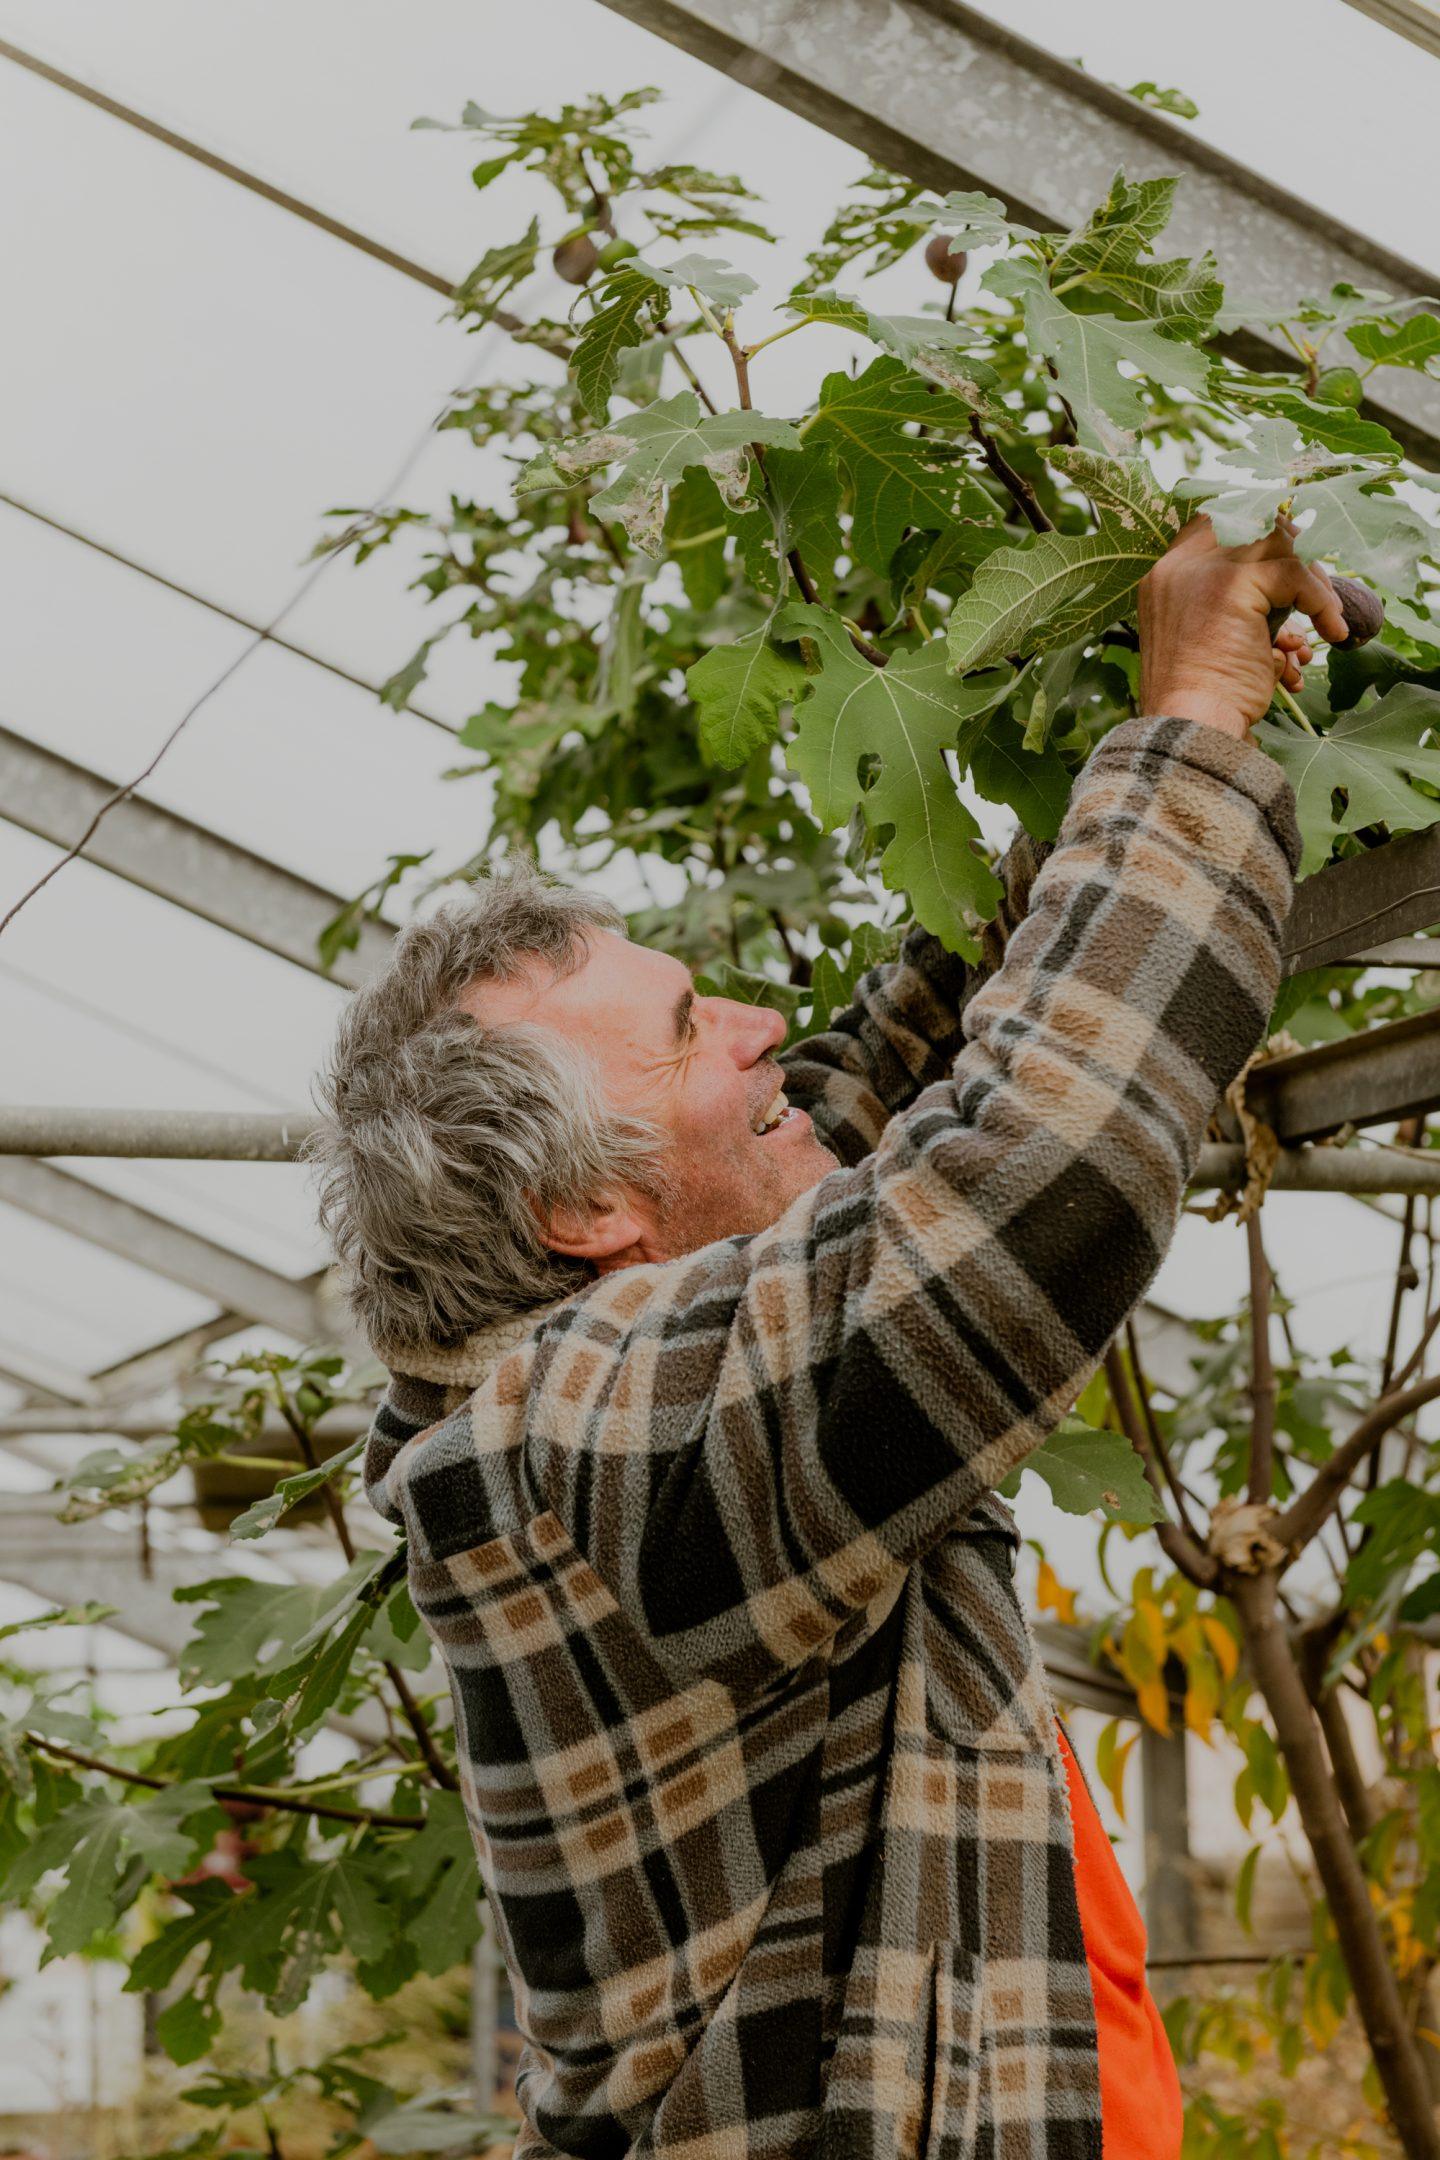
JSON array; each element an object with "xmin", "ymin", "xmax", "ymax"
[
  {"xmin": 471, "ymin": 1917, "xmax": 499, "ymax": 2115},
  {"xmin": 1140, "ymin": 1723, "xmax": 1196, "ymax": 1966}
]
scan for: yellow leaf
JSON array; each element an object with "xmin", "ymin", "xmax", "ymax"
[
  {"xmin": 1136, "ymin": 1675, "xmax": 1171, "ymax": 1734},
  {"xmin": 1201, "ymin": 1612, "xmax": 1240, "ymax": 1683},
  {"xmin": 1136, "ymin": 1597, "xmax": 1167, "ymax": 1665},
  {"xmin": 1036, "ymin": 1556, "xmax": 1079, "ymax": 1625},
  {"xmin": 1097, "ymin": 1722, "xmax": 1140, "ymax": 1821},
  {"xmin": 1184, "ymin": 1667, "xmax": 1220, "ymax": 1744}
]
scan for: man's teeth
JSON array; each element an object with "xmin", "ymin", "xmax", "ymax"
[{"xmin": 754, "ymin": 1086, "xmax": 789, "ymax": 1135}]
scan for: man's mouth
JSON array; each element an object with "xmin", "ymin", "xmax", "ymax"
[{"xmin": 751, "ymin": 1079, "xmax": 798, "ymax": 1136}]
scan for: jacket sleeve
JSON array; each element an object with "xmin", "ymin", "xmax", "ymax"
[
  {"xmin": 780, "ymin": 831, "xmax": 1049, "ymax": 1166},
  {"xmin": 516, "ymin": 719, "xmax": 1298, "ymax": 1695}
]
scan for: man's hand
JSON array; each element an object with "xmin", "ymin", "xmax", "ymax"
[{"xmin": 1138, "ymin": 515, "xmax": 1349, "ymax": 740}]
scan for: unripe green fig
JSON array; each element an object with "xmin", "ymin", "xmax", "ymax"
[
  {"xmin": 1331, "ymin": 576, "xmax": 1385, "ymax": 647},
  {"xmin": 596, "ymin": 236, "xmax": 638, "ymax": 270},
  {"xmin": 924, "ymin": 234, "xmax": 967, "ymax": 285},
  {"xmin": 1316, "ymin": 365, "xmax": 1364, "ymax": 409},
  {"xmin": 552, "ymin": 233, "xmax": 600, "ymax": 285}
]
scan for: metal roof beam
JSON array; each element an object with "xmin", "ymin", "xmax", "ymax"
[
  {"xmin": 1338, "ymin": 0, "xmax": 1440, "ymax": 59},
  {"xmin": 0, "ymin": 726, "xmax": 392, "ymax": 990},
  {"xmin": 0, "ymin": 1159, "xmax": 322, "ymax": 1339},
  {"xmin": 0, "ymin": 1345, "xmax": 96, "ymax": 1406},
  {"xmin": 0, "ymin": 39, "xmax": 452, "ymax": 298},
  {"xmin": 1244, "ymin": 1003, "xmax": 1440, "ymax": 1144},
  {"xmin": 594, "ymin": 0, "xmax": 1440, "ymax": 468},
  {"xmin": 88, "ymin": 1311, "xmax": 262, "ymax": 1405}
]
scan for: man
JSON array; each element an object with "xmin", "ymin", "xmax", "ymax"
[{"xmin": 313, "ymin": 519, "xmax": 1343, "ymax": 2160}]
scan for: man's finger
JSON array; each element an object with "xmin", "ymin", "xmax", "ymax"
[{"xmin": 1253, "ymin": 558, "xmax": 1349, "ymax": 644}]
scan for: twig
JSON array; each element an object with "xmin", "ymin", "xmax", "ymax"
[
  {"xmin": 1229, "ymin": 1573, "xmax": 1440, "ymax": 2154},
  {"xmin": 1123, "ymin": 1319, "xmax": 1207, "ymax": 1543},
  {"xmin": 968, "ymin": 414, "xmax": 1053, "ymax": 533},
  {"xmin": 1103, "ymin": 1343, "xmax": 1216, "ymax": 1585},
  {"xmin": 1246, "ymin": 1214, "xmax": 1278, "ymax": 1505},
  {"xmin": 281, "ymin": 1405, "xmax": 458, "ymax": 1791},
  {"xmin": 24, "ymin": 1732, "xmax": 424, "ymax": 1830},
  {"xmin": 1272, "ymin": 1367, "xmax": 1440, "ymax": 1553},
  {"xmin": 719, "ymin": 312, "xmax": 884, "ymax": 666}
]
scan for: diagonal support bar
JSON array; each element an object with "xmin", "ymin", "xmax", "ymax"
[
  {"xmin": 594, "ymin": 0, "xmax": 1440, "ymax": 467},
  {"xmin": 0, "ymin": 726, "xmax": 392, "ymax": 989},
  {"xmin": 0, "ymin": 1158, "xmax": 322, "ymax": 1339}
]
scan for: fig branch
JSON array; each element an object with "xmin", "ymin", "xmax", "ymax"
[
  {"xmin": 717, "ymin": 304, "xmax": 886, "ymax": 665},
  {"xmin": 1271, "ymin": 1367, "xmax": 1440, "ymax": 1554},
  {"xmin": 1246, "ymin": 1213, "xmax": 1278, "ymax": 1504},
  {"xmin": 23, "ymin": 1731, "xmax": 425, "ymax": 1832},
  {"xmin": 968, "ymin": 415, "xmax": 1053, "ymax": 534}
]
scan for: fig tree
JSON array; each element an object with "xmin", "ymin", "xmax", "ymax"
[
  {"xmin": 553, "ymin": 233, "xmax": 600, "ymax": 285},
  {"xmin": 924, "ymin": 234, "xmax": 967, "ymax": 285}
]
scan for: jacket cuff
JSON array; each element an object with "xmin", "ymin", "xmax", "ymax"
[{"xmin": 1093, "ymin": 715, "xmax": 1302, "ymax": 876}]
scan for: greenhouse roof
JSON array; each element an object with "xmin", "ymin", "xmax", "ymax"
[{"xmin": 2, "ymin": 0, "xmax": 1439, "ymax": 1624}]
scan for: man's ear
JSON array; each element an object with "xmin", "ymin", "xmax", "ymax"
[{"xmin": 535, "ymin": 1191, "xmax": 648, "ymax": 1265}]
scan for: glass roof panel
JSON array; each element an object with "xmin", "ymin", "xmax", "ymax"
[
  {"xmin": 963, "ymin": 0, "xmax": 1440, "ymax": 273},
  {"xmin": 0, "ymin": 1206, "xmax": 219, "ymax": 1371}
]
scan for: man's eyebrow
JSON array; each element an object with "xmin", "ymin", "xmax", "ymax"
[{"xmin": 671, "ymin": 987, "xmax": 695, "ymax": 1044}]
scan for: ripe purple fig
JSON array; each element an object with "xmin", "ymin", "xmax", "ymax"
[
  {"xmin": 552, "ymin": 233, "xmax": 600, "ymax": 286},
  {"xmin": 924, "ymin": 234, "xmax": 967, "ymax": 285},
  {"xmin": 1331, "ymin": 576, "xmax": 1385, "ymax": 647}
]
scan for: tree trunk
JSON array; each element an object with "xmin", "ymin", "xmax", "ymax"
[{"xmin": 1231, "ymin": 1573, "xmax": 1440, "ymax": 2159}]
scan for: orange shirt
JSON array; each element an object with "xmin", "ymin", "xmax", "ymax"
[{"xmin": 1056, "ymin": 1725, "xmax": 1183, "ymax": 2160}]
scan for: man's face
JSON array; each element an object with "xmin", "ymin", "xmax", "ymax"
[{"xmin": 463, "ymin": 930, "xmax": 839, "ymax": 1264}]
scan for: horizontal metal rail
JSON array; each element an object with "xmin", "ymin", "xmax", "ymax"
[
  {"xmin": 1191, "ymin": 1143, "xmax": 1440, "ymax": 1195},
  {"xmin": 0, "ymin": 1406, "xmax": 369, "ymax": 1442},
  {"xmin": 0, "ymin": 1011, "xmax": 1414, "ymax": 1179},
  {"xmin": 0, "ymin": 1106, "xmax": 322, "ymax": 1160}
]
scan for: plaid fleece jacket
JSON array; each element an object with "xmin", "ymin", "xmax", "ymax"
[{"xmin": 364, "ymin": 717, "xmax": 1299, "ymax": 2160}]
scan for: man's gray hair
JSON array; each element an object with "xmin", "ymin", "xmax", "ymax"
[{"xmin": 309, "ymin": 864, "xmax": 667, "ymax": 1352}]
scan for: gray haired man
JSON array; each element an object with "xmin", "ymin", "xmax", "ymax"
[{"xmin": 314, "ymin": 522, "xmax": 1342, "ymax": 2160}]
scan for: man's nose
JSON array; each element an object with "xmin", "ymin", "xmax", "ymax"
[{"xmin": 720, "ymin": 997, "xmax": 786, "ymax": 1062}]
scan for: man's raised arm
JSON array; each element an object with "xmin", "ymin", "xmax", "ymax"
[{"xmin": 517, "ymin": 521, "xmax": 1337, "ymax": 1696}]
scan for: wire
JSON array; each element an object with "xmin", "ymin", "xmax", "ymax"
[
  {"xmin": 0, "ymin": 490, "xmax": 457, "ymax": 735},
  {"xmin": 0, "ymin": 957, "xmax": 297, "ymax": 1108},
  {"xmin": 0, "ymin": 283, "xmax": 518, "ymax": 941},
  {"xmin": 0, "ymin": 37, "xmax": 453, "ymax": 296}
]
